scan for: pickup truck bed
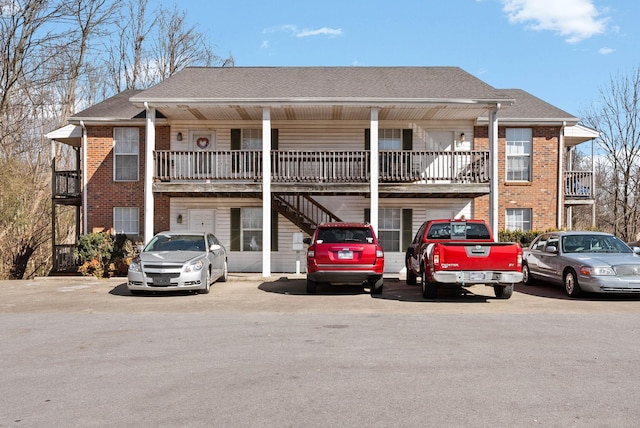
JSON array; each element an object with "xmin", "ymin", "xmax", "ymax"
[{"xmin": 405, "ymin": 219, "xmax": 523, "ymax": 299}]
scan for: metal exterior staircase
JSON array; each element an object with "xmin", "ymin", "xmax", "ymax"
[{"xmin": 272, "ymin": 194, "xmax": 342, "ymax": 235}]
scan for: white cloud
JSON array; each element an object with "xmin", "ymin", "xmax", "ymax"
[
  {"xmin": 263, "ymin": 24, "xmax": 343, "ymax": 38},
  {"xmin": 261, "ymin": 40, "xmax": 269, "ymax": 49},
  {"xmin": 598, "ymin": 47, "xmax": 614, "ymax": 55},
  {"xmin": 296, "ymin": 27, "xmax": 343, "ymax": 38},
  {"xmin": 501, "ymin": 0, "xmax": 608, "ymax": 43}
]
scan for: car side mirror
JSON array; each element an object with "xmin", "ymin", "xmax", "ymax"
[
  {"xmin": 545, "ymin": 245, "xmax": 558, "ymax": 253},
  {"xmin": 209, "ymin": 244, "xmax": 221, "ymax": 251},
  {"xmin": 303, "ymin": 237, "xmax": 311, "ymax": 245},
  {"xmin": 632, "ymin": 246, "xmax": 640, "ymax": 255}
]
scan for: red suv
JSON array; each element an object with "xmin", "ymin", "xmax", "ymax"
[{"xmin": 304, "ymin": 222, "xmax": 384, "ymax": 295}]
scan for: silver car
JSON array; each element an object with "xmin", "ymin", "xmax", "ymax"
[
  {"xmin": 127, "ymin": 231, "xmax": 228, "ymax": 295},
  {"xmin": 522, "ymin": 231, "xmax": 640, "ymax": 297}
]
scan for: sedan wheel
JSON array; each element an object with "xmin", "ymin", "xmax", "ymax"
[
  {"xmin": 522, "ymin": 264, "xmax": 533, "ymax": 285},
  {"xmin": 199, "ymin": 270, "xmax": 211, "ymax": 294},
  {"xmin": 219, "ymin": 260, "xmax": 229, "ymax": 282},
  {"xmin": 564, "ymin": 270, "xmax": 583, "ymax": 298}
]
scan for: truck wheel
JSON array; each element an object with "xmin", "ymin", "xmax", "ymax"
[
  {"xmin": 370, "ymin": 277, "xmax": 384, "ymax": 295},
  {"xmin": 564, "ymin": 270, "xmax": 583, "ymax": 298},
  {"xmin": 421, "ymin": 269, "xmax": 437, "ymax": 299},
  {"xmin": 406, "ymin": 269, "xmax": 417, "ymax": 285},
  {"xmin": 494, "ymin": 284, "xmax": 513, "ymax": 299},
  {"xmin": 306, "ymin": 278, "xmax": 317, "ymax": 294}
]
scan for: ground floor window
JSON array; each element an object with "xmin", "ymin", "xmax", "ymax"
[
  {"xmin": 114, "ymin": 207, "xmax": 139, "ymax": 235},
  {"xmin": 378, "ymin": 208, "xmax": 401, "ymax": 252},
  {"xmin": 505, "ymin": 208, "xmax": 532, "ymax": 232},
  {"xmin": 242, "ymin": 207, "xmax": 262, "ymax": 251}
]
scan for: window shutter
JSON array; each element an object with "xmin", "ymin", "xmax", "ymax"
[
  {"xmin": 230, "ymin": 129, "xmax": 241, "ymax": 150},
  {"xmin": 271, "ymin": 129, "xmax": 279, "ymax": 150},
  {"xmin": 402, "ymin": 209, "xmax": 413, "ymax": 250},
  {"xmin": 402, "ymin": 129, "xmax": 413, "ymax": 150},
  {"xmin": 364, "ymin": 208, "xmax": 370, "ymax": 223},
  {"xmin": 271, "ymin": 210, "xmax": 278, "ymax": 251},
  {"xmin": 364, "ymin": 129, "xmax": 370, "ymax": 150},
  {"xmin": 230, "ymin": 208, "xmax": 241, "ymax": 251}
]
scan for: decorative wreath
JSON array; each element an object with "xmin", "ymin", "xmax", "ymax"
[{"xmin": 196, "ymin": 137, "xmax": 210, "ymax": 149}]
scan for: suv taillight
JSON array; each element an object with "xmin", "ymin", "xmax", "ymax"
[
  {"xmin": 376, "ymin": 247, "xmax": 384, "ymax": 258},
  {"xmin": 307, "ymin": 247, "xmax": 315, "ymax": 258}
]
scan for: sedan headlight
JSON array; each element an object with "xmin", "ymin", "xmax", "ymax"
[
  {"xmin": 185, "ymin": 259, "xmax": 205, "ymax": 273},
  {"xmin": 580, "ymin": 266, "xmax": 615, "ymax": 276},
  {"xmin": 128, "ymin": 260, "xmax": 141, "ymax": 273}
]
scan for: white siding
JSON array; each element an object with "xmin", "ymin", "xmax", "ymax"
[{"xmin": 169, "ymin": 197, "xmax": 473, "ymax": 274}]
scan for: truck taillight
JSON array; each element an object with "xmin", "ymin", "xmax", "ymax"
[
  {"xmin": 433, "ymin": 249, "xmax": 440, "ymax": 266},
  {"xmin": 517, "ymin": 253, "xmax": 522, "ymax": 268}
]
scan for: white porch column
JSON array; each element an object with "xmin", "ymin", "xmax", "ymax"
[
  {"xmin": 80, "ymin": 121, "xmax": 88, "ymax": 235},
  {"xmin": 370, "ymin": 108, "xmax": 379, "ymax": 234},
  {"xmin": 557, "ymin": 123, "xmax": 566, "ymax": 229},
  {"xmin": 262, "ymin": 107, "xmax": 272, "ymax": 278},
  {"xmin": 488, "ymin": 105, "xmax": 499, "ymax": 241},
  {"xmin": 144, "ymin": 103, "xmax": 156, "ymax": 245}
]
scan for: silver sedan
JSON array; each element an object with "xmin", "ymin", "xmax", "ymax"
[
  {"xmin": 127, "ymin": 231, "xmax": 228, "ymax": 295},
  {"xmin": 522, "ymin": 231, "xmax": 640, "ymax": 297}
]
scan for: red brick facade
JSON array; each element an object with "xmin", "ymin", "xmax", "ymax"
[
  {"xmin": 85, "ymin": 124, "xmax": 170, "ymax": 238},
  {"xmin": 474, "ymin": 125, "xmax": 561, "ymax": 231}
]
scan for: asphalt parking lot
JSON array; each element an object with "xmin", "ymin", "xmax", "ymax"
[
  {"xmin": 3, "ymin": 273, "xmax": 640, "ymax": 315},
  {"xmin": 3, "ymin": 275, "xmax": 640, "ymax": 427}
]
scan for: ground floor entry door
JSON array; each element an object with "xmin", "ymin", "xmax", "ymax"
[{"xmin": 188, "ymin": 209, "xmax": 216, "ymax": 234}]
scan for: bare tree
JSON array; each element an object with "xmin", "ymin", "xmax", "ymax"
[
  {"xmin": 152, "ymin": 5, "xmax": 221, "ymax": 80},
  {"xmin": 581, "ymin": 67, "xmax": 640, "ymax": 241}
]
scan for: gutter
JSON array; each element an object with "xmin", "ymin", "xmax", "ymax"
[{"xmin": 80, "ymin": 121, "xmax": 88, "ymax": 236}]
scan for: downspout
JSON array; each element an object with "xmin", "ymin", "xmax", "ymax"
[
  {"xmin": 81, "ymin": 121, "xmax": 88, "ymax": 236},
  {"xmin": 557, "ymin": 122, "xmax": 565, "ymax": 229},
  {"xmin": 262, "ymin": 107, "xmax": 271, "ymax": 278},
  {"xmin": 144, "ymin": 102, "xmax": 156, "ymax": 245},
  {"xmin": 488, "ymin": 104, "xmax": 500, "ymax": 241},
  {"xmin": 370, "ymin": 108, "xmax": 379, "ymax": 235}
]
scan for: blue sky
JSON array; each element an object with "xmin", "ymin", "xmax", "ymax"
[{"xmin": 171, "ymin": 0, "xmax": 638, "ymax": 118}]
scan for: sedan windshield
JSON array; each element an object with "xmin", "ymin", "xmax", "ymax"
[
  {"xmin": 145, "ymin": 235, "xmax": 206, "ymax": 252},
  {"xmin": 562, "ymin": 235, "xmax": 633, "ymax": 254}
]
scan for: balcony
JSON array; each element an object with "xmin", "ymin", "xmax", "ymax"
[
  {"xmin": 53, "ymin": 170, "xmax": 81, "ymax": 204},
  {"xmin": 153, "ymin": 150, "xmax": 490, "ymax": 184},
  {"xmin": 564, "ymin": 170, "xmax": 593, "ymax": 200}
]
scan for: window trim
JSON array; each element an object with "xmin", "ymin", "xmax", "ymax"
[
  {"xmin": 113, "ymin": 127, "xmax": 139, "ymax": 182},
  {"xmin": 113, "ymin": 207, "xmax": 140, "ymax": 235},
  {"xmin": 505, "ymin": 208, "xmax": 532, "ymax": 232},
  {"xmin": 505, "ymin": 128, "xmax": 532, "ymax": 182}
]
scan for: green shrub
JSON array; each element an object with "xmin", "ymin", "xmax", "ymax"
[{"xmin": 74, "ymin": 232, "xmax": 139, "ymax": 278}]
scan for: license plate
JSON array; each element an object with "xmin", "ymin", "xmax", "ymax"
[
  {"xmin": 338, "ymin": 250, "xmax": 353, "ymax": 260},
  {"xmin": 154, "ymin": 276, "xmax": 170, "ymax": 286},
  {"xmin": 470, "ymin": 272, "xmax": 485, "ymax": 281}
]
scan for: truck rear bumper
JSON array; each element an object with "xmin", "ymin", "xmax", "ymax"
[{"xmin": 432, "ymin": 271, "xmax": 523, "ymax": 285}]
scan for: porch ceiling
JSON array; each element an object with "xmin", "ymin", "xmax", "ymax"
[{"xmin": 153, "ymin": 104, "xmax": 494, "ymax": 122}]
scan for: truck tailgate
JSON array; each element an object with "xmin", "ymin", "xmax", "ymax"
[{"xmin": 436, "ymin": 242, "xmax": 520, "ymax": 271}]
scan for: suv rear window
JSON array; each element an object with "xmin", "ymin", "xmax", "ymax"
[{"xmin": 316, "ymin": 227, "xmax": 374, "ymax": 244}]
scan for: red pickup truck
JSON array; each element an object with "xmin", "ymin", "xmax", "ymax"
[{"xmin": 405, "ymin": 219, "xmax": 523, "ymax": 299}]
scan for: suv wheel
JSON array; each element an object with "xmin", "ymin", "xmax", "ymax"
[
  {"xmin": 370, "ymin": 277, "xmax": 384, "ymax": 295},
  {"xmin": 306, "ymin": 278, "xmax": 317, "ymax": 294}
]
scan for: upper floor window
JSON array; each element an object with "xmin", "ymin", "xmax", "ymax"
[
  {"xmin": 242, "ymin": 129, "xmax": 262, "ymax": 150},
  {"xmin": 379, "ymin": 129, "xmax": 402, "ymax": 150},
  {"xmin": 506, "ymin": 128, "xmax": 532, "ymax": 182},
  {"xmin": 114, "ymin": 127, "xmax": 139, "ymax": 181},
  {"xmin": 114, "ymin": 207, "xmax": 139, "ymax": 235},
  {"xmin": 505, "ymin": 208, "xmax": 532, "ymax": 232}
]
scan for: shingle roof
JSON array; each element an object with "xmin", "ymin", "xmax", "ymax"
[
  {"xmin": 495, "ymin": 89, "xmax": 575, "ymax": 120},
  {"xmin": 71, "ymin": 89, "xmax": 165, "ymax": 121},
  {"xmin": 129, "ymin": 66, "xmax": 508, "ymax": 102}
]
